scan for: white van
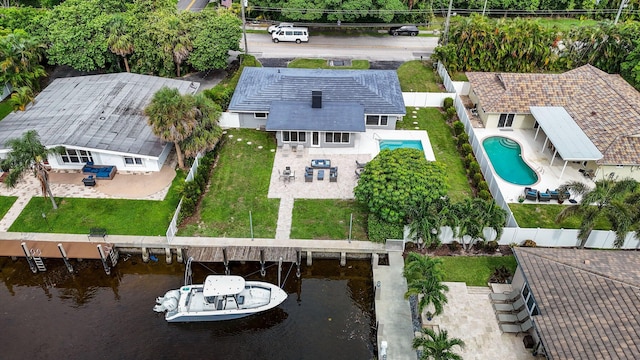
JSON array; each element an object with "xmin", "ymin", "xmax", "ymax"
[{"xmin": 272, "ymin": 27, "xmax": 309, "ymax": 43}]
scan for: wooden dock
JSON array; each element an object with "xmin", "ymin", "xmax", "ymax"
[
  {"xmin": 186, "ymin": 246, "xmax": 300, "ymax": 263},
  {"xmin": 0, "ymin": 240, "xmax": 114, "ymax": 259}
]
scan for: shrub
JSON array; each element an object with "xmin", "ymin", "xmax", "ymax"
[
  {"xmin": 452, "ymin": 120, "xmax": 464, "ymax": 136},
  {"xmin": 485, "ymin": 240, "xmax": 499, "ymax": 253},
  {"xmin": 367, "ymin": 214, "xmax": 404, "ymax": 243},
  {"xmin": 489, "ymin": 265, "xmax": 512, "ymax": 283},
  {"xmin": 472, "ymin": 172, "xmax": 484, "ymax": 186},
  {"xmin": 468, "ymin": 160, "xmax": 480, "ymax": 175},
  {"xmin": 457, "ymin": 132, "xmax": 469, "ymax": 147},
  {"xmin": 477, "ymin": 180, "xmax": 489, "ymax": 192},
  {"xmin": 522, "ymin": 239, "xmax": 537, "ymax": 247},
  {"xmin": 460, "ymin": 143, "xmax": 473, "ymax": 157},
  {"xmin": 443, "ymin": 97, "xmax": 454, "ymax": 110},
  {"xmin": 463, "ymin": 153, "xmax": 475, "ymax": 167},
  {"xmin": 448, "ymin": 241, "xmax": 462, "ymax": 252},
  {"xmin": 478, "ymin": 189, "xmax": 491, "ymax": 200},
  {"xmin": 446, "ymin": 107, "xmax": 457, "ymax": 122}
]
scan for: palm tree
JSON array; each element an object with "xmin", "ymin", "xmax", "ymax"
[
  {"xmin": 451, "ymin": 198, "xmax": 506, "ymax": 251},
  {"xmin": 407, "ymin": 197, "xmax": 451, "ymax": 249},
  {"xmin": 413, "ymin": 328, "xmax": 465, "ymax": 360},
  {"xmin": 556, "ymin": 178, "xmax": 639, "ymax": 248},
  {"xmin": 404, "ymin": 254, "xmax": 448, "ymax": 318},
  {"xmin": 2, "ymin": 130, "xmax": 64, "ymax": 209},
  {"xmin": 180, "ymin": 93, "xmax": 223, "ymax": 158},
  {"xmin": 106, "ymin": 14, "xmax": 134, "ymax": 73},
  {"xmin": 0, "ymin": 29, "xmax": 47, "ymax": 90},
  {"xmin": 404, "ymin": 253, "xmax": 444, "ymax": 284},
  {"xmin": 165, "ymin": 17, "xmax": 192, "ymax": 77},
  {"xmin": 9, "ymin": 86, "xmax": 35, "ymax": 111},
  {"xmin": 145, "ymin": 87, "xmax": 198, "ymax": 169}
]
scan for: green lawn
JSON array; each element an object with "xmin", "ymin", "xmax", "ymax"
[
  {"xmin": 396, "ymin": 61, "xmax": 442, "ymax": 92},
  {"xmin": 535, "ymin": 17, "xmax": 600, "ymax": 32},
  {"xmin": 509, "ymin": 204, "xmax": 612, "ymax": 229},
  {"xmin": 439, "ymin": 256, "xmax": 517, "ymax": 286},
  {"xmin": 288, "ymin": 58, "xmax": 370, "ymax": 69},
  {"xmin": 9, "ymin": 173, "xmax": 184, "ymax": 235},
  {"xmin": 179, "ymin": 129, "xmax": 280, "ymax": 238},
  {"xmin": 291, "ymin": 199, "xmax": 368, "ymax": 240},
  {"xmin": 0, "ymin": 99, "xmax": 13, "ymax": 120},
  {"xmin": 397, "ymin": 107, "xmax": 472, "ymax": 201},
  {"xmin": 0, "ymin": 196, "xmax": 17, "ymax": 219}
]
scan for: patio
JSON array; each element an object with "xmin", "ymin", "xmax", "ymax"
[{"xmin": 472, "ymin": 127, "xmax": 596, "ymax": 204}]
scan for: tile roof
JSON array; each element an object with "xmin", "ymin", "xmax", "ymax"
[
  {"xmin": 467, "ymin": 64, "xmax": 640, "ymax": 165},
  {"xmin": 228, "ymin": 67, "xmax": 406, "ymax": 115},
  {"xmin": 0, "ymin": 73, "xmax": 199, "ymax": 158},
  {"xmin": 513, "ymin": 247, "xmax": 640, "ymax": 360}
]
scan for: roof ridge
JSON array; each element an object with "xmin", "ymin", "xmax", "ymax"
[{"xmin": 519, "ymin": 247, "xmax": 640, "ymax": 289}]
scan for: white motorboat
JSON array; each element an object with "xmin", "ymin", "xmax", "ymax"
[{"xmin": 153, "ymin": 275, "xmax": 288, "ymax": 322}]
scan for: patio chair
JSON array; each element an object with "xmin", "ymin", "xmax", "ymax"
[
  {"xmin": 493, "ymin": 298, "xmax": 525, "ymax": 313},
  {"xmin": 499, "ymin": 319, "xmax": 533, "ymax": 335},
  {"xmin": 525, "ymin": 190, "xmax": 538, "ymax": 201},
  {"xmin": 282, "ymin": 144, "xmax": 291, "ymax": 157},
  {"xmin": 317, "ymin": 169, "xmax": 325, "ymax": 181},
  {"xmin": 329, "ymin": 167, "xmax": 338, "ymax": 182},
  {"xmin": 490, "ymin": 288, "xmax": 520, "ymax": 303},
  {"xmin": 546, "ymin": 189, "xmax": 559, "ymax": 200},
  {"xmin": 355, "ymin": 160, "xmax": 368, "ymax": 169},
  {"xmin": 538, "ymin": 192, "xmax": 551, "ymax": 202},
  {"xmin": 355, "ymin": 168, "xmax": 364, "ymax": 179},
  {"xmin": 296, "ymin": 144, "xmax": 304, "ymax": 158},
  {"xmin": 497, "ymin": 309, "xmax": 530, "ymax": 324}
]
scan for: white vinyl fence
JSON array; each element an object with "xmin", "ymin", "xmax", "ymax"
[{"xmin": 167, "ymin": 152, "xmax": 203, "ymax": 243}]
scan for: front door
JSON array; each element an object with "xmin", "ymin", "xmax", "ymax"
[{"xmin": 312, "ymin": 132, "xmax": 320, "ymax": 147}]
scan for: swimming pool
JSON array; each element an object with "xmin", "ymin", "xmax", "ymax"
[
  {"xmin": 482, "ymin": 136, "xmax": 538, "ymax": 185},
  {"xmin": 379, "ymin": 140, "xmax": 424, "ymax": 151}
]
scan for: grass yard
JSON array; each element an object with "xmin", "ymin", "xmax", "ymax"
[
  {"xmin": 179, "ymin": 129, "xmax": 280, "ymax": 238},
  {"xmin": 439, "ymin": 256, "xmax": 517, "ymax": 286},
  {"xmin": 9, "ymin": 173, "xmax": 184, "ymax": 235},
  {"xmin": 0, "ymin": 100, "xmax": 13, "ymax": 120},
  {"xmin": 397, "ymin": 107, "xmax": 472, "ymax": 201},
  {"xmin": 290, "ymin": 199, "xmax": 368, "ymax": 240},
  {"xmin": 535, "ymin": 17, "xmax": 601, "ymax": 32},
  {"xmin": 0, "ymin": 196, "xmax": 17, "ymax": 219},
  {"xmin": 396, "ymin": 61, "xmax": 442, "ymax": 92},
  {"xmin": 509, "ymin": 204, "xmax": 611, "ymax": 230},
  {"xmin": 288, "ymin": 58, "xmax": 370, "ymax": 69}
]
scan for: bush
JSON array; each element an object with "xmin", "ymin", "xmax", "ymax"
[
  {"xmin": 468, "ymin": 160, "xmax": 480, "ymax": 175},
  {"xmin": 522, "ymin": 239, "xmax": 537, "ymax": 247},
  {"xmin": 472, "ymin": 172, "xmax": 484, "ymax": 186},
  {"xmin": 460, "ymin": 143, "xmax": 473, "ymax": 157},
  {"xmin": 446, "ymin": 107, "xmax": 457, "ymax": 122},
  {"xmin": 463, "ymin": 153, "xmax": 475, "ymax": 167},
  {"xmin": 203, "ymin": 86, "xmax": 234, "ymax": 109},
  {"xmin": 457, "ymin": 132, "xmax": 469, "ymax": 147},
  {"xmin": 485, "ymin": 240, "xmax": 499, "ymax": 253},
  {"xmin": 477, "ymin": 180, "xmax": 489, "ymax": 192},
  {"xmin": 478, "ymin": 189, "xmax": 492, "ymax": 200},
  {"xmin": 448, "ymin": 241, "xmax": 462, "ymax": 252},
  {"xmin": 443, "ymin": 97, "xmax": 454, "ymax": 110},
  {"xmin": 452, "ymin": 121, "xmax": 464, "ymax": 136},
  {"xmin": 367, "ymin": 214, "xmax": 404, "ymax": 243},
  {"xmin": 178, "ymin": 148, "xmax": 220, "ymax": 222}
]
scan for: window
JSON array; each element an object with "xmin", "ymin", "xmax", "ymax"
[
  {"xmin": 124, "ymin": 157, "xmax": 143, "ymax": 166},
  {"xmin": 325, "ymin": 132, "xmax": 350, "ymax": 143},
  {"xmin": 366, "ymin": 115, "xmax": 389, "ymax": 126},
  {"xmin": 521, "ymin": 284, "xmax": 539, "ymax": 316},
  {"xmin": 498, "ymin": 113, "xmax": 515, "ymax": 127},
  {"xmin": 254, "ymin": 113, "xmax": 267, "ymax": 118},
  {"xmin": 60, "ymin": 149, "xmax": 93, "ymax": 164},
  {"xmin": 282, "ymin": 131, "xmax": 306, "ymax": 143}
]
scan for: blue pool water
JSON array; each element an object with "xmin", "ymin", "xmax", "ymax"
[
  {"xmin": 482, "ymin": 136, "xmax": 538, "ymax": 185},
  {"xmin": 379, "ymin": 140, "xmax": 424, "ymax": 151}
]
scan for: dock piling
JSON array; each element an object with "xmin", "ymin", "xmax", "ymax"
[
  {"xmin": 21, "ymin": 242, "xmax": 37, "ymax": 273},
  {"xmin": 306, "ymin": 251, "xmax": 312, "ymax": 266},
  {"xmin": 176, "ymin": 248, "xmax": 184, "ymax": 263},
  {"xmin": 223, "ymin": 248, "xmax": 230, "ymax": 275},
  {"xmin": 141, "ymin": 247, "xmax": 149, "ymax": 263},
  {"xmin": 295, "ymin": 250, "xmax": 301, "ymax": 278},
  {"xmin": 57, "ymin": 243, "xmax": 74, "ymax": 273},
  {"xmin": 259, "ymin": 249, "xmax": 266, "ymax": 277},
  {"xmin": 340, "ymin": 252, "xmax": 346, "ymax": 267},
  {"xmin": 278, "ymin": 257, "xmax": 283, "ymax": 288},
  {"xmin": 165, "ymin": 248, "xmax": 172, "ymax": 264}
]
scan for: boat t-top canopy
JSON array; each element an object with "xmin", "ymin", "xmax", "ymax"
[
  {"xmin": 203, "ymin": 275, "xmax": 245, "ymax": 297},
  {"xmin": 530, "ymin": 106, "xmax": 603, "ymax": 179}
]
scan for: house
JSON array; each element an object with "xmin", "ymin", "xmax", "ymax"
[
  {"xmin": 467, "ymin": 64, "xmax": 640, "ymax": 181},
  {"xmin": 0, "ymin": 73, "xmax": 199, "ymax": 172},
  {"xmin": 228, "ymin": 67, "xmax": 406, "ymax": 148},
  {"xmin": 510, "ymin": 247, "xmax": 640, "ymax": 359}
]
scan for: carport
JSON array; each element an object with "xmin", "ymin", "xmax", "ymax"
[{"xmin": 530, "ymin": 106, "xmax": 603, "ymax": 179}]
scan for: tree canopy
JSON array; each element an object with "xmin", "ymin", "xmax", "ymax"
[{"xmin": 354, "ymin": 148, "xmax": 448, "ymax": 224}]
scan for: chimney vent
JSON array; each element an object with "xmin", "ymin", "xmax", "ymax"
[{"xmin": 312, "ymin": 90, "xmax": 322, "ymax": 108}]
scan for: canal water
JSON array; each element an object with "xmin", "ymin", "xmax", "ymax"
[{"xmin": 0, "ymin": 257, "xmax": 375, "ymax": 360}]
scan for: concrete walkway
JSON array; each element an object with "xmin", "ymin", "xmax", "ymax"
[
  {"xmin": 275, "ymin": 194, "xmax": 294, "ymax": 240},
  {"xmin": 373, "ymin": 251, "xmax": 416, "ymax": 360}
]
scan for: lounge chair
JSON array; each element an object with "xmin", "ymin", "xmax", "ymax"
[
  {"xmin": 296, "ymin": 144, "xmax": 304, "ymax": 158},
  {"xmin": 497, "ymin": 309, "xmax": 529, "ymax": 324},
  {"xmin": 538, "ymin": 192, "xmax": 551, "ymax": 202},
  {"xmin": 500, "ymin": 319, "xmax": 533, "ymax": 334},
  {"xmin": 355, "ymin": 160, "xmax": 368, "ymax": 169},
  {"xmin": 493, "ymin": 298, "xmax": 525, "ymax": 313},
  {"xmin": 525, "ymin": 190, "xmax": 538, "ymax": 201},
  {"xmin": 490, "ymin": 288, "xmax": 520, "ymax": 303},
  {"xmin": 282, "ymin": 144, "xmax": 291, "ymax": 157},
  {"xmin": 546, "ymin": 189, "xmax": 559, "ymax": 200}
]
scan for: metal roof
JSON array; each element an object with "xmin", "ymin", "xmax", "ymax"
[
  {"xmin": 228, "ymin": 67, "xmax": 406, "ymax": 115},
  {"xmin": 530, "ymin": 106, "xmax": 603, "ymax": 161},
  {"xmin": 266, "ymin": 101, "xmax": 366, "ymax": 132},
  {"xmin": 0, "ymin": 73, "xmax": 199, "ymax": 158}
]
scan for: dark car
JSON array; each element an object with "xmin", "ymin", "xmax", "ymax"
[{"xmin": 389, "ymin": 25, "xmax": 419, "ymax": 36}]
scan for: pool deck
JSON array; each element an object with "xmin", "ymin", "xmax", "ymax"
[{"xmin": 474, "ymin": 128, "xmax": 595, "ymax": 203}]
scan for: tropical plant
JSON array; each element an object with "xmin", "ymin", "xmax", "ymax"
[
  {"xmin": 9, "ymin": 86, "xmax": 35, "ymax": 111},
  {"xmin": 185, "ymin": 8, "xmax": 242, "ymax": 72},
  {"xmin": 179, "ymin": 93, "xmax": 223, "ymax": 158},
  {"xmin": 403, "ymin": 252, "xmax": 444, "ymax": 284},
  {"xmin": 354, "ymin": 148, "xmax": 448, "ymax": 224},
  {"xmin": 0, "ymin": 29, "xmax": 47, "ymax": 91},
  {"xmin": 413, "ymin": 328, "xmax": 465, "ymax": 360},
  {"xmin": 106, "ymin": 13, "xmax": 134, "ymax": 73},
  {"xmin": 404, "ymin": 254, "xmax": 448, "ymax": 317},
  {"xmin": 165, "ymin": 16, "xmax": 192, "ymax": 77},
  {"xmin": 407, "ymin": 197, "xmax": 451, "ymax": 249},
  {"xmin": 556, "ymin": 178, "xmax": 639, "ymax": 248},
  {"xmin": 1, "ymin": 130, "xmax": 64, "ymax": 209},
  {"xmin": 450, "ymin": 198, "xmax": 506, "ymax": 251}
]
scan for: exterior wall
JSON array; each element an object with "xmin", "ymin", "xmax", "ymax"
[
  {"xmin": 483, "ymin": 113, "xmax": 529, "ymax": 129},
  {"xmin": 275, "ymin": 131, "xmax": 356, "ymax": 148},
  {"xmin": 47, "ymin": 147, "xmax": 164, "ymax": 172},
  {"xmin": 600, "ymin": 164, "xmax": 640, "ymax": 182},
  {"xmin": 238, "ymin": 113, "xmax": 268, "ymax": 129},
  {"xmin": 511, "ymin": 266, "xmax": 525, "ymax": 291},
  {"xmin": 364, "ymin": 114, "xmax": 400, "ymax": 130}
]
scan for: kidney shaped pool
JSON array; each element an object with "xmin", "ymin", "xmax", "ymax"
[{"xmin": 482, "ymin": 136, "xmax": 538, "ymax": 186}]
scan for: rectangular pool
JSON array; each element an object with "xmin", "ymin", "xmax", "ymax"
[{"xmin": 379, "ymin": 139, "xmax": 424, "ymax": 151}]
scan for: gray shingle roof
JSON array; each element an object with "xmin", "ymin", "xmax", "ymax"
[
  {"xmin": 228, "ymin": 67, "xmax": 406, "ymax": 115},
  {"xmin": 266, "ymin": 101, "xmax": 366, "ymax": 132},
  {"xmin": 0, "ymin": 73, "xmax": 199, "ymax": 158},
  {"xmin": 513, "ymin": 247, "xmax": 640, "ymax": 360}
]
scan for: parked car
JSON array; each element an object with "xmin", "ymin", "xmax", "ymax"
[
  {"xmin": 268, "ymin": 22, "xmax": 294, "ymax": 34},
  {"xmin": 388, "ymin": 25, "xmax": 419, "ymax": 36}
]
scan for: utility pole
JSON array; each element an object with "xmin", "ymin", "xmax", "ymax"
[
  {"xmin": 241, "ymin": 0, "xmax": 248, "ymax": 54},
  {"xmin": 443, "ymin": 0, "xmax": 454, "ymax": 45},
  {"xmin": 615, "ymin": 0, "xmax": 629, "ymax": 24}
]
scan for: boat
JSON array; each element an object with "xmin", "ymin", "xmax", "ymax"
[{"xmin": 153, "ymin": 275, "xmax": 288, "ymax": 322}]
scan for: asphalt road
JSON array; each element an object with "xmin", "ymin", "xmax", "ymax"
[
  {"xmin": 243, "ymin": 33, "xmax": 438, "ymax": 62},
  {"xmin": 176, "ymin": 0, "xmax": 208, "ymax": 11}
]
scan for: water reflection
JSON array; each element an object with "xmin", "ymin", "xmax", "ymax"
[{"xmin": 0, "ymin": 256, "xmax": 375, "ymax": 360}]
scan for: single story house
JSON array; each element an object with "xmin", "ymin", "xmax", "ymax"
[
  {"xmin": 228, "ymin": 67, "xmax": 406, "ymax": 148},
  {"xmin": 467, "ymin": 64, "xmax": 640, "ymax": 181},
  {"xmin": 510, "ymin": 247, "xmax": 640, "ymax": 359},
  {"xmin": 0, "ymin": 73, "xmax": 200, "ymax": 172}
]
